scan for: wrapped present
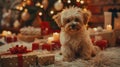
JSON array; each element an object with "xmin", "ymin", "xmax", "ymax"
[
  {"xmin": 5, "ymin": 36, "xmax": 13, "ymax": 43},
  {"xmin": 37, "ymin": 54, "xmax": 55, "ymax": 65},
  {"xmin": 0, "ymin": 53, "xmax": 37, "ymax": 67},
  {"xmin": 0, "ymin": 45, "xmax": 35, "ymax": 67},
  {"xmin": 90, "ymin": 30, "xmax": 116, "ymax": 47},
  {"xmin": 0, "ymin": 49, "xmax": 54, "ymax": 67},
  {"xmin": 5, "ymin": 35, "xmax": 17, "ymax": 43},
  {"xmin": 41, "ymin": 43, "xmax": 52, "ymax": 51},
  {"xmin": 104, "ymin": 8, "xmax": 120, "ymax": 30},
  {"xmin": 41, "ymin": 41, "xmax": 61, "ymax": 51},
  {"xmin": 32, "ymin": 42, "xmax": 39, "ymax": 50},
  {"xmin": 2, "ymin": 32, "xmax": 18, "ymax": 43},
  {"xmin": 95, "ymin": 39, "xmax": 108, "ymax": 50},
  {"xmin": 52, "ymin": 41, "xmax": 61, "ymax": 50},
  {"xmin": 91, "ymin": 36, "xmax": 108, "ymax": 50}
]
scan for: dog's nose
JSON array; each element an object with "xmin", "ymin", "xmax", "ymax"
[{"xmin": 71, "ymin": 24, "xmax": 76, "ymax": 29}]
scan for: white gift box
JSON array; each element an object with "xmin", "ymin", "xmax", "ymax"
[{"xmin": 104, "ymin": 12, "xmax": 120, "ymax": 30}]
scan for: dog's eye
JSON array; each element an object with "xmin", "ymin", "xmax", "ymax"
[
  {"xmin": 75, "ymin": 18, "xmax": 79, "ymax": 22},
  {"xmin": 66, "ymin": 19, "xmax": 70, "ymax": 23}
]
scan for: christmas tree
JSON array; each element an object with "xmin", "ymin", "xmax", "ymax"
[{"xmin": 10, "ymin": 0, "xmax": 89, "ymax": 30}]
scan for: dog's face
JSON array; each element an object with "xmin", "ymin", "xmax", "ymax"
[{"xmin": 53, "ymin": 7, "xmax": 91, "ymax": 34}]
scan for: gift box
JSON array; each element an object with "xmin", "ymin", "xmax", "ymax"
[
  {"xmin": 52, "ymin": 41, "xmax": 61, "ymax": 50},
  {"xmin": 41, "ymin": 41, "xmax": 61, "ymax": 51},
  {"xmin": 32, "ymin": 43, "xmax": 39, "ymax": 50},
  {"xmin": 41, "ymin": 43, "xmax": 52, "ymax": 51},
  {"xmin": 37, "ymin": 54, "xmax": 55, "ymax": 65},
  {"xmin": 95, "ymin": 39, "xmax": 108, "ymax": 50},
  {"xmin": 90, "ymin": 30, "xmax": 116, "ymax": 47},
  {"xmin": 5, "ymin": 36, "xmax": 12, "ymax": 43},
  {"xmin": 5, "ymin": 36, "xmax": 17, "ymax": 43},
  {"xmin": 104, "ymin": 9, "xmax": 120, "ymax": 30},
  {"xmin": 0, "ymin": 53, "xmax": 36, "ymax": 67}
]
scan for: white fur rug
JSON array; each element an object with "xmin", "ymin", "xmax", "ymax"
[{"xmin": 44, "ymin": 47, "xmax": 120, "ymax": 67}]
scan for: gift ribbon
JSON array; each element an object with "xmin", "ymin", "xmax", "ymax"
[{"xmin": 17, "ymin": 54, "xmax": 23, "ymax": 67}]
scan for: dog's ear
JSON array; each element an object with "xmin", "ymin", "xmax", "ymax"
[
  {"xmin": 83, "ymin": 9, "xmax": 91, "ymax": 25},
  {"xmin": 53, "ymin": 13, "xmax": 62, "ymax": 27}
]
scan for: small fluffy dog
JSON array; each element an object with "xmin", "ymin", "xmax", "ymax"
[{"xmin": 53, "ymin": 7, "xmax": 100, "ymax": 61}]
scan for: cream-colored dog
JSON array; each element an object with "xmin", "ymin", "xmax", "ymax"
[{"xmin": 53, "ymin": 7, "xmax": 100, "ymax": 61}]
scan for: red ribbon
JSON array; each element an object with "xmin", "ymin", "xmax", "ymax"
[{"xmin": 17, "ymin": 54, "xmax": 23, "ymax": 67}]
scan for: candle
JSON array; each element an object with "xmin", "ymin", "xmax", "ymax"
[
  {"xmin": 47, "ymin": 37, "xmax": 54, "ymax": 44},
  {"xmin": 93, "ymin": 28, "xmax": 98, "ymax": 32},
  {"xmin": 2, "ymin": 31, "xmax": 12, "ymax": 36},
  {"xmin": 7, "ymin": 31, "xmax": 12, "ymax": 36},
  {"xmin": 53, "ymin": 32, "xmax": 60, "ymax": 42},
  {"xmin": 2, "ymin": 30, "xmax": 8, "ymax": 36},
  {"xmin": 106, "ymin": 24, "xmax": 112, "ymax": 31}
]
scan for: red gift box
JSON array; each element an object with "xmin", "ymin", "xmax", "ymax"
[
  {"xmin": 41, "ymin": 41, "xmax": 61, "ymax": 51},
  {"xmin": 5, "ymin": 36, "xmax": 13, "ymax": 43},
  {"xmin": 5, "ymin": 36, "xmax": 18, "ymax": 43},
  {"xmin": 32, "ymin": 43, "xmax": 39, "ymax": 50},
  {"xmin": 42, "ymin": 43, "xmax": 52, "ymax": 51},
  {"xmin": 52, "ymin": 41, "xmax": 61, "ymax": 50},
  {"xmin": 95, "ymin": 40, "xmax": 108, "ymax": 50},
  {"xmin": 13, "ymin": 36, "xmax": 17, "ymax": 42}
]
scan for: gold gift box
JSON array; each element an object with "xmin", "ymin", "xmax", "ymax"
[{"xmin": 37, "ymin": 54, "xmax": 55, "ymax": 66}]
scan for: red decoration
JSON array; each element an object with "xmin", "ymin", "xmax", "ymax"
[
  {"xmin": 5, "ymin": 36, "xmax": 17, "ymax": 43},
  {"xmin": 42, "ymin": 43, "xmax": 52, "ymax": 51},
  {"xmin": 9, "ymin": 45, "xmax": 28, "ymax": 54},
  {"xmin": 13, "ymin": 36, "xmax": 17, "ymax": 42},
  {"xmin": 41, "ymin": 21, "xmax": 52, "ymax": 35},
  {"xmin": 17, "ymin": 54, "xmax": 23, "ymax": 67},
  {"xmin": 76, "ymin": 2, "xmax": 81, "ymax": 7},
  {"xmin": 95, "ymin": 40, "xmax": 108, "ymax": 50},
  {"xmin": 26, "ymin": 0, "xmax": 33, "ymax": 6},
  {"xmin": 52, "ymin": 41, "xmax": 61, "ymax": 50},
  {"xmin": 5, "ymin": 36, "xmax": 12, "ymax": 43},
  {"xmin": 41, "ymin": 41, "xmax": 61, "ymax": 51},
  {"xmin": 32, "ymin": 43, "xmax": 39, "ymax": 50}
]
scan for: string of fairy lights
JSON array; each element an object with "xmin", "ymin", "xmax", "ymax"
[{"xmin": 15, "ymin": 0, "xmax": 87, "ymax": 17}]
